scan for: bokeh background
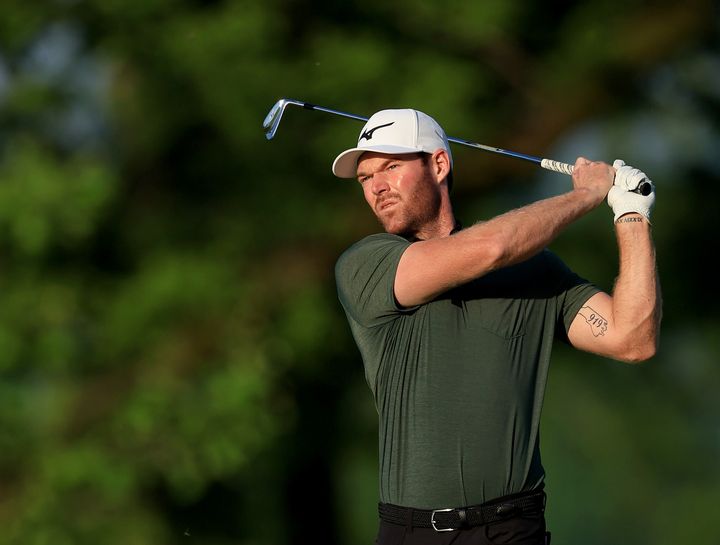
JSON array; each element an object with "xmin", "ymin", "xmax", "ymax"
[{"xmin": 0, "ymin": 1, "xmax": 718, "ymax": 544}]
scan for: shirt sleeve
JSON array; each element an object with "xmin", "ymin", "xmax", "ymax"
[
  {"xmin": 335, "ymin": 233, "xmax": 413, "ymax": 328},
  {"xmin": 542, "ymin": 251, "xmax": 602, "ymax": 342}
]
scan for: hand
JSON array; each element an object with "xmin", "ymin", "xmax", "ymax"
[
  {"xmin": 607, "ymin": 159, "xmax": 655, "ymax": 222},
  {"xmin": 572, "ymin": 157, "xmax": 615, "ymax": 205}
]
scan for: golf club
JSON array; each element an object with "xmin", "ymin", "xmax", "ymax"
[{"xmin": 264, "ymin": 98, "xmax": 652, "ymax": 195}]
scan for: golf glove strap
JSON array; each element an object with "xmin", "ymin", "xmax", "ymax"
[{"xmin": 607, "ymin": 159, "xmax": 655, "ymax": 223}]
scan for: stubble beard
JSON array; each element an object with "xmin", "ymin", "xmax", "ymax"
[{"xmin": 377, "ymin": 183, "xmax": 442, "ymax": 240}]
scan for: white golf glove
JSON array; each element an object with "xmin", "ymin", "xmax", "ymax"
[{"xmin": 607, "ymin": 159, "xmax": 655, "ymax": 223}]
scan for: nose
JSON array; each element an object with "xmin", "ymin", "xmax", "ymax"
[{"xmin": 370, "ymin": 173, "xmax": 390, "ymax": 195}]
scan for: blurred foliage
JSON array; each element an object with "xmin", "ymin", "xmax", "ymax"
[{"xmin": 0, "ymin": 0, "xmax": 718, "ymax": 544}]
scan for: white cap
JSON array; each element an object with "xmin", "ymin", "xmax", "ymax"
[{"xmin": 332, "ymin": 108, "xmax": 453, "ymax": 178}]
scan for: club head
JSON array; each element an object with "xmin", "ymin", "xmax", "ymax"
[{"xmin": 263, "ymin": 99, "xmax": 288, "ymax": 140}]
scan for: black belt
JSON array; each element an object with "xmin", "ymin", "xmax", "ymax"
[{"xmin": 378, "ymin": 489, "xmax": 546, "ymax": 533}]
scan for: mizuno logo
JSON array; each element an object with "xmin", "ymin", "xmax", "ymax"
[{"xmin": 359, "ymin": 122, "xmax": 395, "ymax": 141}]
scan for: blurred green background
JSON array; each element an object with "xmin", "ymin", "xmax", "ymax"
[{"xmin": 0, "ymin": 1, "xmax": 718, "ymax": 544}]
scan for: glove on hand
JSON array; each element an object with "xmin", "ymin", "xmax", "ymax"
[{"xmin": 607, "ymin": 159, "xmax": 655, "ymax": 223}]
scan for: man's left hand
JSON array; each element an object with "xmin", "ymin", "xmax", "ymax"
[{"xmin": 607, "ymin": 159, "xmax": 655, "ymax": 223}]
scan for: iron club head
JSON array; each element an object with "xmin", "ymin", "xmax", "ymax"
[
  {"xmin": 263, "ymin": 98, "xmax": 308, "ymax": 140},
  {"xmin": 263, "ymin": 99, "xmax": 287, "ymax": 140}
]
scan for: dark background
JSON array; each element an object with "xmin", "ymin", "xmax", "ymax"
[{"xmin": 0, "ymin": 1, "xmax": 718, "ymax": 544}]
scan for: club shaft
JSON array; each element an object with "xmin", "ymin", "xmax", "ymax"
[
  {"xmin": 266, "ymin": 99, "xmax": 651, "ymax": 195},
  {"xmin": 298, "ymin": 102, "xmax": 547, "ymax": 164},
  {"xmin": 300, "ymin": 102, "xmax": 368, "ymax": 123}
]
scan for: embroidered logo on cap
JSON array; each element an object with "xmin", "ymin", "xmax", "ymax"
[{"xmin": 359, "ymin": 122, "xmax": 395, "ymax": 142}]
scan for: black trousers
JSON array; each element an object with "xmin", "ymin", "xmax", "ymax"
[{"xmin": 375, "ymin": 511, "xmax": 550, "ymax": 545}]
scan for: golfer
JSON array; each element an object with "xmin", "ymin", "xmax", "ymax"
[{"xmin": 332, "ymin": 109, "xmax": 661, "ymax": 545}]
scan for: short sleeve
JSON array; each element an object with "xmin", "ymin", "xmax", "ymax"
[
  {"xmin": 544, "ymin": 251, "xmax": 601, "ymax": 342},
  {"xmin": 335, "ymin": 233, "xmax": 413, "ymax": 328}
]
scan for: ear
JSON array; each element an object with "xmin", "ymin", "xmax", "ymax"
[{"xmin": 430, "ymin": 149, "xmax": 451, "ymax": 185}]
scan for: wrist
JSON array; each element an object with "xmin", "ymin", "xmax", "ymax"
[
  {"xmin": 572, "ymin": 186, "xmax": 606, "ymax": 209},
  {"xmin": 615, "ymin": 213, "xmax": 648, "ymax": 225}
]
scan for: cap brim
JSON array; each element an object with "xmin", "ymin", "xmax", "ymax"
[{"xmin": 332, "ymin": 145, "xmax": 424, "ymax": 178}]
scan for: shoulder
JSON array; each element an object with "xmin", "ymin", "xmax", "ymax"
[
  {"xmin": 336, "ymin": 233, "xmax": 411, "ymax": 271},
  {"xmin": 334, "ymin": 233, "xmax": 415, "ymax": 323},
  {"xmin": 340, "ymin": 232, "xmax": 410, "ymax": 254}
]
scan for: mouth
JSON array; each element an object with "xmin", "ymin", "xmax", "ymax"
[{"xmin": 377, "ymin": 199, "xmax": 398, "ymax": 212}]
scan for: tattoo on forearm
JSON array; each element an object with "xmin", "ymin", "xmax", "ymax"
[
  {"xmin": 578, "ymin": 306, "xmax": 608, "ymax": 337},
  {"xmin": 616, "ymin": 216, "xmax": 644, "ymax": 224}
]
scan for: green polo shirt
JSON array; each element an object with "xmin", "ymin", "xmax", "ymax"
[{"xmin": 335, "ymin": 233, "xmax": 599, "ymax": 509}]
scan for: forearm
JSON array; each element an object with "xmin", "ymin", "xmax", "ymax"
[
  {"xmin": 395, "ymin": 188, "xmax": 601, "ymax": 306},
  {"xmin": 610, "ymin": 214, "xmax": 662, "ymax": 360}
]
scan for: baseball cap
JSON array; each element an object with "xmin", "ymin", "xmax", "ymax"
[{"xmin": 332, "ymin": 108, "xmax": 453, "ymax": 178}]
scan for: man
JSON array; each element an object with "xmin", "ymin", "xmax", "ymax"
[{"xmin": 332, "ymin": 108, "xmax": 661, "ymax": 545}]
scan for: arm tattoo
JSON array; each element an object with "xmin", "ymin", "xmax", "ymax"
[
  {"xmin": 616, "ymin": 216, "xmax": 644, "ymax": 224},
  {"xmin": 578, "ymin": 306, "xmax": 608, "ymax": 337}
]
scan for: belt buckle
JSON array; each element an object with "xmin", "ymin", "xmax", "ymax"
[{"xmin": 430, "ymin": 508, "xmax": 456, "ymax": 532}]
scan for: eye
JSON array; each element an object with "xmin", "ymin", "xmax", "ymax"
[{"xmin": 387, "ymin": 163, "xmax": 398, "ymax": 171}]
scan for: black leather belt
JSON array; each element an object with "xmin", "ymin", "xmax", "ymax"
[{"xmin": 378, "ymin": 489, "xmax": 546, "ymax": 532}]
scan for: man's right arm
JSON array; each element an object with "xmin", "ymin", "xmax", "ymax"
[{"xmin": 394, "ymin": 158, "xmax": 613, "ymax": 308}]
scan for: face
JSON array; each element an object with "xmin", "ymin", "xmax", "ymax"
[{"xmin": 356, "ymin": 152, "xmax": 442, "ymax": 238}]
